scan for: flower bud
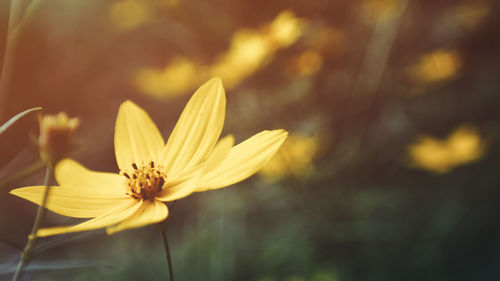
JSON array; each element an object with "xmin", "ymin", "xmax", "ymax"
[{"xmin": 38, "ymin": 112, "xmax": 79, "ymax": 166}]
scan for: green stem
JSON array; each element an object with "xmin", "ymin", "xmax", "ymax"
[
  {"xmin": 11, "ymin": 165, "xmax": 53, "ymax": 281},
  {"xmin": 160, "ymin": 226, "xmax": 175, "ymax": 281}
]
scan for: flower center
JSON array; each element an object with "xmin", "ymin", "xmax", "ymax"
[{"xmin": 121, "ymin": 161, "xmax": 166, "ymax": 200}]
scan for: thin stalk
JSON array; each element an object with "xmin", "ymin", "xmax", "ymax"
[
  {"xmin": 160, "ymin": 226, "xmax": 175, "ymax": 281},
  {"xmin": 11, "ymin": 165, "xmax": 53, "ymax": 281}
]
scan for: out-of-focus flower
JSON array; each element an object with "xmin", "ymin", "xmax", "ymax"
[
  {"xmin": 210, "ymin": 30, "xmax": 271, "ymax": 88},
  {"xmin": 135, "ymin": 57, "xmax": 202, "ymax": 98},
  {"xmin": 136, "ymin": 10, "xmax": 305, "ymax": 98},
  {"xmin": 109, "ymin": 0, "xmax": 152, "ymax": 30},
  {"xmin": 408, "ymin": 126, "xmax": 485, "ymax": 173},
  {"xmin": 38, "ymin": 112, "xmax": 79, "ymax": 166},
  {"xmin": 259, "ymin": 133, "xmax": 321, "ymax": 181},
  {"xmin": 11, "ymin": 78, "xmax": 287, "ymax": 237},
  {"xmin": 408, "ymin": 49, "xmax": 462, "ymax": 85},
  {"xmin": 211, "ymin": 10, "xmax": 304, "ymax": 88},
  {"xmin": 266, "ymin": 10, "xmax": 304, "ymax": 48}
]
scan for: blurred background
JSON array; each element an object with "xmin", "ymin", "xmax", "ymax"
[{"xmin": 0, "ymin": 0, "xmax": 500, "ymax": 280}]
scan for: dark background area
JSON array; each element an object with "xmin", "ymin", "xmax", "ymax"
[{"xmin": 0, "ymin": 0, "xmax": 499, "ymax": 280}]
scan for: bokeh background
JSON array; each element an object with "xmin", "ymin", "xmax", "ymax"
[{"xmin": 1, "ymin": 0, "xmax": 500, "ymax": 280}]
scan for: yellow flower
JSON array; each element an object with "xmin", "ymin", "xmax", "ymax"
[
  {"xmin": 10, "ymin": 78, "xmax": 287, "ymax": 237},
  {"xmin": 38, "ymin": 112, "xmax": 80, "ymax": 166},
  {"xmin": 408, "ymin": 125, "xmax": 484, "ymax": 173}
]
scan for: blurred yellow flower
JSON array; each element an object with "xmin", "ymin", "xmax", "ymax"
[
  {"xmin": 11, "ymin": 78, "xmax": 287, "ymax": 237},
  {"xmin": 210, "ymin": 30, "xmax": 272, "ymax": 88},
  {"xmin": 212, "ymin": 10, "xmax": 304, "ymax": 88},
  {"xmin": 135, "ymin": 57, "xmax": 202, "ymax": 98},
  {"xmin": 259, "ymin": 133, "xmax": 320, "ymax": 181},
  {"xmin": 408, "ymin": 126, "xmax": 485, "ymax": 173},
  {"xmin": 109, "ymin": 0, "xmax": 152, "ymax": 30},
  {"xmin": 135, "ymin": 10, "xmax": 304, "ymax": 98},
  {"xmin": 267, "ymin": 10, "xmax": 304, "ymax": 48},
  {"xmin": 38, "ymin": 112, "xmax": 79, "ymax": 166},
  {"xmin": 408, "ymin": 49, "xmax": 462, "ymax": 84}
]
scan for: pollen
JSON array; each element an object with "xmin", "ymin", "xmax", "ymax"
[{"xmin": 121, "ymin": 161, "xmax": 166, "ymax": 200}]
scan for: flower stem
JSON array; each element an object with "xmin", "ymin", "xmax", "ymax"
[
  {"xmin": 11, "ymin": 165, "xmax": 53, "ymax": 281},
  {"xmin": 160, "ymin": 226, "xmax": 175, "ymax": 281}
]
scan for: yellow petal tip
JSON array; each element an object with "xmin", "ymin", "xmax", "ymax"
[
  {"xmin": 120, "ymin": 99, "xmax": 138, "ymax": 109},
  {"xmin": 208, "ymin": 76, "xmax": 223, "ymax": 84},
  {"xmin": 200, "ymin": 77, "xmax": 224, "ymax": 94}
]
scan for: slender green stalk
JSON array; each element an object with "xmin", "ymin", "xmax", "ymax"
[
  {"xmin": 11, "ymin": 165, "xmax": 53, "ymax": 281},
  {"xmin": 160, "ymin": 226, "xmax": 175, "ymax": 281}
]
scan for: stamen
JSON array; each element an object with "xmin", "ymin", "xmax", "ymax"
[{"xmin": 122, "ymin": 161, "xmax": 167, "ymax": 201}]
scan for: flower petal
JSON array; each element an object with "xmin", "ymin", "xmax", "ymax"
[
  {"xmin": 55, "ymin": 159, "xmax": 126, "ymax": 195},
  {"xmin": 160, "ymin": 78, "xmax": 226, "ymax": 178},
  {"xmin": 10, "ymin": 185, "xmax": 130, "ymax": 218},
  {"xmin": 202, "ymin": 135, "xmax": 234, "ymax": 172},
  {"xmin": 196, "ymin": 129, "xmax": 288, "ymax": 191},
  {"xmin": 106, "ymin": 200, "xmax": 168, "ymax": 235},
  {"xmin": 115, "ymin": 100, "xmax": 165, "ymax": 171},
  {"xmin": 156, "ymin": 171, "xmax": 200, "ymax": 202},
  {"xmin": 35, "ymin": 199, "xmax": 142, "ymax": 237},
  {"xmin": 10, "ymin": 159, "xmax": 131, "ymax": 218},
  {"xmin": 156, "ymin": 135, "xmax": 234, "ymax": 201}
]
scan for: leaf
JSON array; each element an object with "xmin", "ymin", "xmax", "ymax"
[{"xmin": 0, "ymin": 107, "xmax": 41, "ymax": 136}]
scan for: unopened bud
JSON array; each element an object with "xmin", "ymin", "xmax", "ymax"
[{"xmin": 38, "ymin": 112, "xmax": 79, "ymax": 166}]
